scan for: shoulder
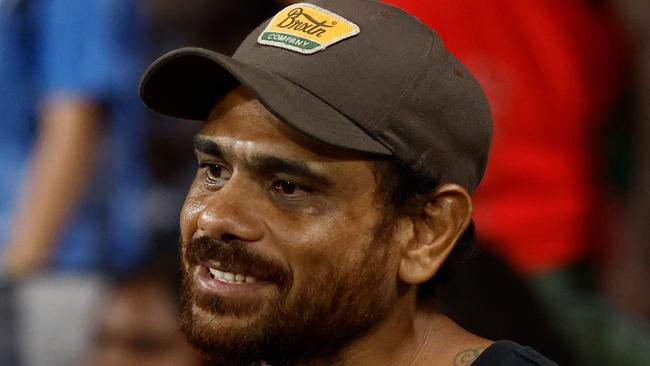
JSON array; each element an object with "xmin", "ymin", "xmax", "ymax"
[{"xmin": 469, "ymin": 341, "xmax": 558, "ymax": 366}]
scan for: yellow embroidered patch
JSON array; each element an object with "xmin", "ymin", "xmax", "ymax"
[{"xmin": 257, "ymin": 3, "xmax": 360, "ymax": 54}]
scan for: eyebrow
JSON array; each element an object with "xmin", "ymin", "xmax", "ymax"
[
  {"xmin": 194, "ymin": 136, "xmax": 226, "ymax": 158},
  {"xmin": 193, "ymin": 136, "xmax": 334, "ymax": 188}
]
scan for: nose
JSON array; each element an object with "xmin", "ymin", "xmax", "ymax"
[{"xmin": 196, "ymin": 178, "xmax": 263, "ymax": 243}]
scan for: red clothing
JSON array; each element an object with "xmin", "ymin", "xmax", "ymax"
[{"xmin": 386, "ymin": 0, "xmax": 625, "ymax": 274}]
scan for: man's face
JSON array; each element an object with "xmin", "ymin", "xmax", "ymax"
[{"xmin": 179, "ymin": 86, "xmax": 402, "ymax": 364}]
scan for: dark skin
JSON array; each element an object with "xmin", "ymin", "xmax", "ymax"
[{"xmin": 180, "ymin": 86, "xmax": 491, "ymax": 365}]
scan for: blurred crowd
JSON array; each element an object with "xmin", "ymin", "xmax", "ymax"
[{"xmin": 0, "ymin": 0, "xmax": 648, "ymax": 365}]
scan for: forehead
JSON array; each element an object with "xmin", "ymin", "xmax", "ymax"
[{"xmin": 198, "ymin": 86, "xmax": 375, "ymax": 166}]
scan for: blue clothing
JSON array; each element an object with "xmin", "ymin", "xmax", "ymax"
[{"xmin": 0, "ymin": 0, "xmax": 150, "ymax": 274}]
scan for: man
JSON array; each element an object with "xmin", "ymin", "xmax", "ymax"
[{"xmin": 139, "ymin": 1, "xmax": 558, "ymax": 365}]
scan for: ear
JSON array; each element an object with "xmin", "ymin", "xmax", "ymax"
[{"xmin": 397, "ymin": 184, "xmax": 472, "ymax": 285}]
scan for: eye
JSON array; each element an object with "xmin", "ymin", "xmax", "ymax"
[
  {"xmin": 207, "ymin": 164, "xmax": 223, "ymax": 180},
  {"xmin": 200, "ymin": 163, "xmax": 230, "ymax": 185},
  {"xmin": 271, "ymin": 180, "xmax": 312, "ymax": 196}
]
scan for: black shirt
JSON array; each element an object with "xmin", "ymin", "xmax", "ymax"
[{"xmin": 472, "ymin": 341, "xmax": 559, "ymax": 366}]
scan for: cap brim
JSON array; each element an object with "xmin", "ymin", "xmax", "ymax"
[{"xmin": 139, "ymin": 47, "xmax": 390, "ymax": 155}]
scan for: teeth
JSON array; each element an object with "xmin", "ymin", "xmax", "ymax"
[
  {"xmin": 245, "ymin": 276, "xmax": 257, "ymax": 283},
  {"xmin": 208, "ymin": 267, "xmax": 258, "ymax": 284},
  {"xmin": 208, "ymin": 267, "xmax": 222, "ymax": 279}
]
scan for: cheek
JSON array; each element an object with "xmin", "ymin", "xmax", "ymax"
[
  {"xmin": 272, "ymin": 206, "xmax": 383, "ymax": 283},
  {"xmin": 276, "ymin": 213, "xmax": 365, "ymax": 251}
]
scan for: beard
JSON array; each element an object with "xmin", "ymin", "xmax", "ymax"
[{"xmin": 179, "ymin": 223, "xmax": 396, "ymax": 366}]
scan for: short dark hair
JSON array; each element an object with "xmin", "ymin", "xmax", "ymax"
[{"xmin": 373, "ymin": 158, "xmax": 477, "ymax": 299}]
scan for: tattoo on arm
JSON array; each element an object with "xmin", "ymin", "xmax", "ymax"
[{"xmin": 454, "ymin": 347, "xmax": 486, "ymax": 366}]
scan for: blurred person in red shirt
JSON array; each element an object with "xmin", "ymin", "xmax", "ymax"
[{"xmin": 385, "ymin": 0, "xmax": 649, "ymax": 365}]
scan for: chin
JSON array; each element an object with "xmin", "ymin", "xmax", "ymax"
[
  {"xmin": 179, "ymin": 277, "xmax": 283, "ymax": 360},
  {"xmin": 180, "ymin": 299, "xmax": 279, "ymax": 365}
]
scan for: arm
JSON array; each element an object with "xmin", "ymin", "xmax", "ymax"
[{"xmin": 3, "ymin": 97, "xmax": 100, "ymax": 279}]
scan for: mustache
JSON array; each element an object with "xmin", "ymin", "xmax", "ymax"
[{"xmin": 184, "ymin": 236, "xmax": 292, "ymax": 289}]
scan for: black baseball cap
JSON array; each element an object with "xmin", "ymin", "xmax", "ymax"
[{"xmin": 139, "ymin": 0, "xmax": 492, "ymax": 193}]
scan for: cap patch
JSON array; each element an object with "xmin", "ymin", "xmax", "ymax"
[{"xmin": 257, "ymin": 3, "xmax": 360, "ymax": 55}]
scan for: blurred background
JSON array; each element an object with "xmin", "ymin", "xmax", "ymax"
[{"xmin": 0, "ymin": 0, "xmax": 648, "ymax": 365}]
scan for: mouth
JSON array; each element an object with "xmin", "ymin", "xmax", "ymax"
[{"xmin": 193, "ymin": 261, "xmax": 272, "ymax": 297}]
